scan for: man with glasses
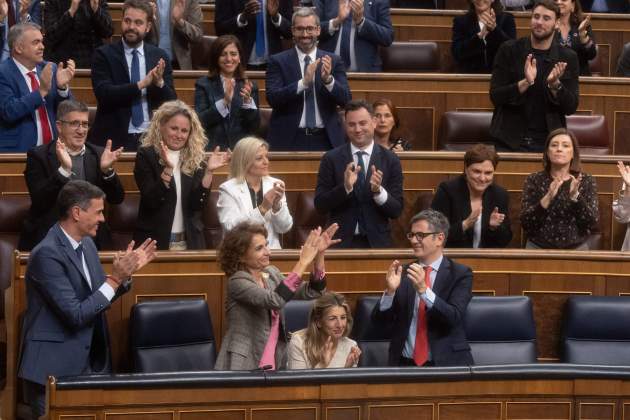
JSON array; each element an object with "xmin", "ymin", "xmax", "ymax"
[
  {"xmin": 19, "ymin": 99, "xmax": 125, "ymax": 251},
  {"xmin": 315, "ymin": 99, "xmax": 403, "ymax": 248},
  {"xmin": 265, "ymin": 7, "xmax": 351, "ymax": 151},
  {"xmin": 372, "ymin": 209, "xmax": 474, "ymax": 367}
]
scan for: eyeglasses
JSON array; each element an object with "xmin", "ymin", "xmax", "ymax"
[
  {"xmin": 406, "ymin": 231, "xmax": 439, "ymax": 241},
  {"xmin": 293, "ymin": 25, "xmax": 318, "ymax": 33},
  {"xmin": 60, "ymin": 120, "xmax": 89, "ymax": 130}
]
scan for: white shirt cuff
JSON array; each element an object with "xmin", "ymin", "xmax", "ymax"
[
  {"xmin": 57, "ymin": 87, "xmax": 70, "ymax": 97},
  {"xmin": 99, "ymin": 282, "xmax": 116, "ymax": 301},
  {"xmin": 236, "ymin": 13, "xmax": 248, "ymax": 27},
  {"xmin": 328, "ymin": 20, "xmax": 337, "ymax": 35},
  {"xmin": 297, "ymin": 79, "xmax": 306, "ymax": 94},
  {"xmin": 215, "ymin": 98, "xmax": 230, "ymax": 117},
  {"xmin": 379, "ymin": 292, "xmax": 394, "ymax": 310},
  {"xmin": 58, "ymin": 166, "xmax": 72, "ymax": 178},
  {"xmin": 103, "ymin": 170, "xmax": 116, "ymax": 180},
  {"xmin": 271, "ymin": 14, "xmax": 281, "ymax": 27},
  {"xmin": 241, "ymin": 98, "xmax": 257, "ymax": 109},
  {"xmin": 324, "ymin": 76, "xmax": 335, "ymax": 91},
  {"xmin": 373, "ymin": 186, "xmax": 388, "ymax": 205},
  {"xmin": 421, "ymin": 287, "xmax": 436, "ymax": 309}
]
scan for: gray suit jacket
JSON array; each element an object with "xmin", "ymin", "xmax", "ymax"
[{"xmin": 215, "ymin": 266, "xmax": 326, "ymax": 370}]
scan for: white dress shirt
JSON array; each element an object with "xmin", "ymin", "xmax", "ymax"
[{"xmin": 295, "ymin": 47, "xmax": 335, "ymax": 128}]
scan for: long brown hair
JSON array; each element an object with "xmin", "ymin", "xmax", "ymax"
[
  {"xmin": 300, "ymin": 293, "xmax": 353, "ymax": 368},
  {"xmin": 208, "ymin": 35, "xmax": 247, "ymax": 81}
]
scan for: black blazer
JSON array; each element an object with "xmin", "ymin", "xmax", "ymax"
[
  {"xmin": 194, "ymin": 75, "xmax": 260, "ymax": 150},
  {"xmin": 214, "ymin": 0, "xmax": 292, "ymax": 63},
  {"xmin": 451, "ymin": 11, "xmax": 516, "ymax": 73},
  {"xmin": 18, "ymin": 140, "xmax": 125, "ymax": 251},
  {"xmin": 489, "ymin": 36, "xmax": 579, "ymax": 151},
  {"xmin": 314, "ymin": 142, "xmax": 403, "ymax": 248},
  {"xmin": 431, "ymin": 175, "xmax": 512, "ymax": 248},
  {"xmin": 133, "ymin": 146, "xmax": 210, "ymax": 250},
  {"xmin": 553, "ymin": 25, "xmax": 597, "ymax": 76},
  {"xmin": 88, "ymin": 41, "xmax": 177, "ymax": 150},
  {"xmin": 372, "ymin": 256, "xmax": 474, "ymax": 367}
]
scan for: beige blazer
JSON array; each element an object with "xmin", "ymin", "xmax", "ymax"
[
  {"xmin": 214, "ymin": 266, "xmax": 326, "ymax": 371},
  {"xmin": 613, "ymin": 191, "xmax": 630, "ymax": 251},
  {"xmin": 150, "ymin": 0, "xmax": 203, "ymax": 70},
  {"xmin": 287, "ymin": 331, "xmax": 358, "ymax": 369},
  {"xmin": 217, "ymin": 176, "xmax": 293, "ymax": 249}
]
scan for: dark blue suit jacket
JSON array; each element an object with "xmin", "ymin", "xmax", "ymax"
[
  {"xmin": 314, "ymin": 0, "xmax": 394, "ymax": 72},
  {"xmin": 18, "ymin": 223, "xmax": 130, "ymax": 385},
  {"xmin": 194, "ymin": 75, "xmax": 260, "ymax": 150},
  {"xmin": 372, "ymin": 256, "xmax": 474, "ymax": 366},
  {"xmin": 88, "ymin": 41, "xmax": 177, "ymax": 150},
  {"xmin": 265, "ymin": 47, "xmax": 351, "ymax": 151},
  {"xmin": 581, "ymin": 0, "xmax": 629, "ymax": 12},
  {"xmin": 0, "ymin": 59, "xmax": 67, "ymax": 152},
  {"xmin": 314, "ymin": 142, "xmax": 403, "ymax": 247}
]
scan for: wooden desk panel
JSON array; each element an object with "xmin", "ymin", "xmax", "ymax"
[
  {"xmin": 65, "ymin": 71, "xmax": 630, "ymax": 154},
  {"xmin": 5, "ymin": 249, "xmax": 630, "ymax": 419}
]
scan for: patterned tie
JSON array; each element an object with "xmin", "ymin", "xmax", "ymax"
[
  {"xmin": 303, "ymin": 55, "xmax": 316, "ymax": 129},
  {"xmin": 255, "ymin": 0, "xmax": 265, "ymax": 57},
  {"xmin": 413, "ymin": 266, "xmax": 433, "ymax": 366},
  {"xmin": 339, "ymin": 15, "xmax": 352, "ymax": 69},
  {"xmin": 26, "ymin": 72, "xmax": 53, "ymax": 144},
  {"xmin": 130, "ymin": 49, "xmax": 144, "ymax": 128}
]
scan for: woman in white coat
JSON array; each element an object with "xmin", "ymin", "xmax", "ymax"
[
  {"xmin": 217, "ymin": 137, "xmax": 293, "ymax": 249},
  {"xmin": 613, "ymin": 161, "xmax": 630, "ymax": 251}
]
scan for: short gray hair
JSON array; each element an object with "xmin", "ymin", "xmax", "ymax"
[
  {"xmin": 292, "ymin": 7, "xmax": 320, "ymax": 26},
  {"xmin": 8, "ymin": 22, "xmax": 41, "ymax": 52},
  {"xmin": 57, "ymin": 99, "xmax": 89, "ymax": 121},
  {"xmin": 410, "ymin": 209, "xmax": 450, "ymax": 242}
]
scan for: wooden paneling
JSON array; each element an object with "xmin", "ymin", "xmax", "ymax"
[{"xmin": 64, "ymin": 71, "xmax": 630, "ymax": 154}]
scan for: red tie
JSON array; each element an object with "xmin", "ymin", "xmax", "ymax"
[
  {"xmin": 27, "ymin": 72, "xmax": 53, "ymax": 145},
  {"xmin": 413, "ymin": 266, "xmax": 432, "ymax": 366},
  {"xmin": 7, "ymin": 0, "xmax": 16, "ymax": 27}
]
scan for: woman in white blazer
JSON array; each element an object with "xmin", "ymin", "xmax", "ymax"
[
  {"xmin": 613, "ymin": 160, "xmax": 630, "ymax": 251},
  {"xmin": 217, "ymin": 137, "xmax": 293, "ymax": 248}
]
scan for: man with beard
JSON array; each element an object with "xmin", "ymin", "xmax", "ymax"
[
  {"xmin": 265, "ymin": 7, "xmax": 351, "ymax": 151},
  {"xmin": 0, "ymin": 22, "xmax": 74, "ymax": 152},
  {"xmin": 372, "ymin": 209, "xmax": 474, "ymax": 367},
  {"xmin": 489, "ymin": 0, "xmax": 578, "ymax": 152},
  {"xmin": 19, "ymin": 99, "xmax": 125, "ymax": 251},
  {"xmin": 89, "ymin": 0, "xmax": 176, "ymax": 151}
]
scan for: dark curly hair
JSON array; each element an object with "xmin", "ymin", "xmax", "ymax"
[{"xmin": 218, "ymin": 221, "xmax": 268, "ymax": 276}]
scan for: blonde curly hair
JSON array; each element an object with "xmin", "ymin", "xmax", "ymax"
[{"xmin": 140, "ymin": 100, "xmax": 208, "ymax": 176}]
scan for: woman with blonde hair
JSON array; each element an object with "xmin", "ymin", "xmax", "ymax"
[
  {"xmin": 134, "ymin": 100, "xmax": 230, "ymax": 250},
  {"xmin": 216, "ymin": 136, "xmax": 292, "ymax": 249},
  {"xmin": 288, "ymin": 292, "xmax": 361, "ymax": 369}
]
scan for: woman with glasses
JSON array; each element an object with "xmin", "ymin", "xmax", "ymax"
[
  {"xmin": 133, "ymin": 100, "xmax": 231, "ymax": 250},
  {"xmin": 19, "ymin": 99, "xmax": 125, "ymax": 251},
  {"xmin": 194, "ymin": 35, "xmax": 260, "ymax": 151},
  {"xmin": 431, "ymin": 144, "xmax": 512, "ymax": 248},
  {"xmin": 521, "ymin": 128, "xmax": 599, "ymax": 249},
  {"xmin": 287, "ymin": 292, "xmax": 361, "ymax": 369}
]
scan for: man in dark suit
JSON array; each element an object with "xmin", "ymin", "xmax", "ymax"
[
  {"xmin": 265, "ymin": 7, "xmax": 351, "ymax": 151},
  {"xmin": 19, "ymin": 99, "xmax": 125, "ymax": 251},
  {"xmin": 215, "ymin": 0, "xmax": 292, "ymax": 70},
  {"xmin": 1, "ymin": 0, "xmax": 42, "ymax": 61},
  {"xmin": 489, "ymin": 0, "xmax": 579, "ymax": 152},
  {"xmin": 372, "ymin": 209, "xmax": 474, "ymax": 367},
  {"xmin": 18, "ymin": 180, "xmax": 156, "ymax": 419},
  {"xmin": 314, "ymin": 99, "xmax": 403, "ymax": 248},
  {"xmin": 314, "ymin": 0, "xmax": 393, "ymax": 72},
  {"xmin": 0, "ymin": 22, "xmax": 75, "ymax": 152},
  {"xmin": 88, "ymin": 0, "xmax": 176, "ymax": 151},
  {"xmin": 43, "ymin": 0, "xmax": 113, "ymax": 68}
]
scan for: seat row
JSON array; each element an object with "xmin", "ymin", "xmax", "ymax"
[{"xmin": 129, "ymin": 295, "xmax": 630, "ymax": 373}]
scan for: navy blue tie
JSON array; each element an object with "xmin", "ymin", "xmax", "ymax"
[
  {"xmin": 356, "ymin": 151, "xmax": 367, "ymax": 187},
  {"xmin": 255, "ymin": 0, "xmax": 265, "ymax": 57},
  {"xmin": 304, "ymin": 55, "xmax": 316, "ymax": 129},
  {"xmin": 130, "ymin": 49, "xmax": 144, "ymax": 128},
  {"xmin": 75, "ymin": 243, "xmax": 84, "ymax": 262},
  {"xmin": 339, "ymin": 16, "xmax": 352, "ymax": 69}
]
